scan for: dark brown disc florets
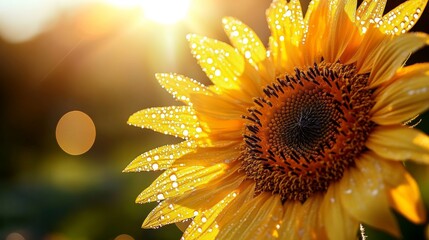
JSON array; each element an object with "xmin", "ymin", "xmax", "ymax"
[{"xmin": 240, "ymin": 61, "xmax": 375, "ymax": 203}]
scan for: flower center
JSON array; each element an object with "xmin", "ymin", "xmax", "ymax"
[{"xmin": 240, "ymin": 61, "xmax": 375, "ymax": 202}]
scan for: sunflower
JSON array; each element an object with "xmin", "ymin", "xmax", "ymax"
[{"xmin": 125, "ymin": 0, "xmax": 429, "ymax": 239}]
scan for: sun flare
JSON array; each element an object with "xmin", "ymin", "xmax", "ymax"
[{"xmin": 107, "ymin": 0, "xmax": 191, "ymax": 24}]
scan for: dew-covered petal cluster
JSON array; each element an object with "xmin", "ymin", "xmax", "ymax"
[{"xmin": 126, "ymin": 0, "xmax": 429, "ymax": 239}]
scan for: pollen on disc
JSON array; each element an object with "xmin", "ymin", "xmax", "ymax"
[{"xmin": 56, "ymin": 110, "xmax": 96, "ymax": 155}]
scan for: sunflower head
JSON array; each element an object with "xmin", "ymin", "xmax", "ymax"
[
  {"xmin": 126, "ymin": 0, "xmax": 429, "ymax": 239},
  {"xmin": 241, "ymin": 61, "xmax": 375, "ymax": 203}
]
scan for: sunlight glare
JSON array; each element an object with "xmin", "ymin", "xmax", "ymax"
[
  {"xmin": 142, "ymin": 0, "xmax": 191, "ymax": 24},
  {"xmin": 108, "ymin": 0, "xmax": 191, "ymax": 24}
]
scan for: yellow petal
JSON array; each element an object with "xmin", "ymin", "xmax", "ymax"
[
  {"xmin": 128, "ymin": 106, "xmax": 206, "ymax": 140},
  {"xmin": 216, "ymin": 193, "xmax": 283, "ymax": 240},
  {"xmin": 379, "ymin": 0, "xmax": 428, "ymax": 35},
  {"xmin": 191, "ymin": 93, "xmax": 245, "ymax": 141},
  {"xmin": 368, "ymin": 32, "xmax": 429, "ymax": 87},
  {"xmin": 344, "ymin": 0, "xmax": 357, "ymax": 19},
  {"xmin": 356, "ymin": 0, "xmax": 386, "ymax": 32},
  {"xmin": 387, "ymin": 171, "xmax": 426, "ymax": 224},
  {"xmin": 349, "ymin": 25, "xmax": 389, "ymax": 73},
  {"xmin": 173, "ymin": 142, "xmax": 240, "ymax": 167},
  {"xmin": 371, "ymin": 64, "xmax": 429, "ymax": 125},
  {"xmin": 356, "ymin": 0, "xmax": 387, "ymax": 34},
  {"xmin": 187, "ymin": 34, "xmax": 245, "ymax": 92},
  {"xmin": 340, "ymin": 153, "xmax": 400, "ymax": 237},
  {"xmin": 323, "ymin": 0, "xmax": 359, "ymax": 63},
  {"xmin": 143, "ymin": 199, "xmax": 195, "ymax": 229},
  {"xmin": 373, "ymin": 152, "xmax": 406, "ymax": 187},
  {"xmin": 303, "ymin": 0, "xmax": 328, "ymax": 66},
  {"xmin": 279, "ymin": 195, "xmax": 326, "ymax": 240},
  {"xmin": 155, "ymin": 73, "xmax": 210, "ymax": 105},
  {"xmin": 321, "ymin": 184, "xmax": 359, "ymax": 240},
  {"xmin": 123, "ymin": 140, "xmax": 197, "ymax": 172},
  {"xmin": 266, "ymin": 0, "xmax": 306, "ymax": 72},
  {"xmin": 367, "ymin": 154, "xmax": 426, "ymax": 223},
  {"xmin": 142, "ymin": 169, "xmax": 244, "ymax": 228},
  {"xmin": 182, "ymin": 190, "xmax": 239, "ymax": 240},
  {"xmin": 296, "ymin": 195, "xmax": 327, "ymax": 240},
  {"xmin": 136, "ymin": 163, "xmax": 227, "ymax": 203},
  {"xmin": 222, "ymin": 17, "xmax": 269, "ymax": 70},
  {"xmin": 191, "ymin": 91, "xmax": 248, "ymax": 120},
  {"xmin": 215, "ymin": 181, "xmax": 255, "ymax": 226},
  {"xmin": 366, "ymin": 126, "xmax": 429, "ymax": 163},
  {"xmin": 196, "ymin": 117, "xmax": 243, "ymax": 142},
  {"xmin": 277, "ymin": 201, "xmax": 300, "ymax": 240}
]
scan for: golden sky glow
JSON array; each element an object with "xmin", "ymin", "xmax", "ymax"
[
  {"xmin": 107, "ymin": 0, "xmax": 192, "ymax": 24},
  {"xmin": 0, "ymin": 0, "xmax": 192, "ymax": 43}
]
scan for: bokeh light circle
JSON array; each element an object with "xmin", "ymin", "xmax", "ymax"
[
  {"xmin": 114, "ymin": 234, "xmax": 135, "ymax": 240},
  {"xmin": 6, "ymin": 233, "xmax": 25, "ymax": 240},
  {"xmin": 56, "ymin": 110, "xmax": 96, "ymax": 155}
]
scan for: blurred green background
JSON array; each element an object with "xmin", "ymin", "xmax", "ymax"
[{"xmin": 0, "ymin": 0, "xmax": 428, "ymax": 239}]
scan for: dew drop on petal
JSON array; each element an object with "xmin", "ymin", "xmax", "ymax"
[
  {"xmin": 170, "ymin": 174, "xmax": 177, "ymax": 181},
  {"xmin": 244, "ymin": 51, "xmax": 251, "ymax": 59},
  {"xmin": 183, "ymin": 130, "xmax": 189, "ymax": 137},
  {"xmin": 157, "ymin": 193, "xmax": 165, "ymax": 200},
  {"xmin": 152, "ymin": 163, "xmax": 159, "ymax": 170}
]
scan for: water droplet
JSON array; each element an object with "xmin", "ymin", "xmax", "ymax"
[
  {"xmin": 157, "ymin": 193, "xmax": 165, "ymax": 200},
  {"xmin": 201, "ymin": 216, "xmax": 207, "ymax": 223},
  {"xmin": 214, "ymin": 69, "xmax": 221, "ymax": 76},
  {"xmin": 170, "ymin": 174, "xmax": 177, "ymax": 181},
  {"xmin": 152, "ymin": 163, "xmax": 159, "ymax": 170},
  {"xmin": 244, "ymin": 51, "xmax": 251, "ymax": 59},
  {"xmin": 183, "ymin": 129, "xmax": 189, "ymax": 136},
  {"xmin": 193, "ymin": 210, "xmax": 199, "ymax": 216}
]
